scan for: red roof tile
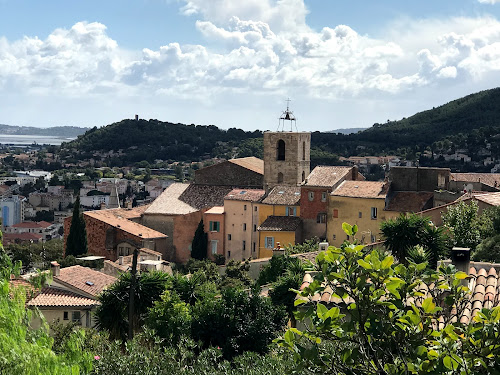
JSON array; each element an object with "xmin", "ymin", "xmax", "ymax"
[
  {"xmin": 27, "ymin": 287, "xmax": 99, "ymax": 308},
  {"xmin": 331, "ymin": 181, "xmax": 389, "ymax": 199},
  {"xmin": 54, "ymin": 265, "xmax": 117, "ymax": 298},
  {"xmin": 225, "ymin": 189, "xmax": 266, "ymax": 202}
]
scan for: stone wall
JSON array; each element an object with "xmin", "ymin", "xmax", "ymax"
[
  {"xmin": 389, "ymin": 167, "xmax": 451, "ymax": 192},
  {"xmin": 194, "ymin": 161, "xmax": 263, "ymax": 188}
]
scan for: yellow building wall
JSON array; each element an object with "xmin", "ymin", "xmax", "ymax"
[
  {"xmin": 257, "ymin": 204, "xmax": 300, "ymax": 225},
  {"xmin": 327, "ymin": 196, "xmax": 399, "ymax": 248},
  {"xmin": 258, "ymin": 230, "xmax": 296, "ymax": 258}
]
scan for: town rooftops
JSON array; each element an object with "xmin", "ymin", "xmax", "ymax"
[
  {"xmin": 331, "ymin": 180, "xmax": 389, "ymax": 199},
  {"xmin": 451, "ymin": 173, "xmax": 500, "ymax": 188},
  {"xmin": 145, "ymin": 183, "xmax": 234, "ymax": 215},
  {"xmin": 385, "ymin": 191, "xmax": 434, "ymax": 212},
  {"xmin": 112, "ymin": 204, "xmax": 151, "ymax": 220},
  {"xmin": 53, "ymin": 265, "xmax": 117, "ymax": 298},
  {"xmin": 26, "ymin": 287, "xmax": 99, "ymax": 309},
  {"xmin": 10, "ymin": 221, "xmax": 53, "ymax": 228},
  {"xmin": 228, "ymin": 157, "xmax": 264, "ymax": 175},
  {"xmin": 225, "ymin": 189, "xmax": 266, "ymax": 202},
  {"xmin": 3, "ymin": 232, "xmax": 43, "ymax": 242},
  {"xmin": 473, "ymin": 192, "xmax": 500, "ymax": 206},
  {"xmin": 84, "ymin": 210, "xmax": 167, "ymax": 239},
  {"xmin": 304, "ymin": 166, "xmax": 353, "ymax": 188},
  {"xmin": 258, "ymin": 216, "xmax": 302, "ymax": 232},
  {"xmin": 262, "ymin": 186, "xmax": 301, "ymax": 206}
]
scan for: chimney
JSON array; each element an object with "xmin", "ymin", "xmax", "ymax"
[
  {"xmin": 272, "ymin": 242, "xmax": 285, "ymax": 257},
  {"xmin": 100, "ymin": 202, "xmax": 106, "ymax": 210},
  {"xmin": 318, "ymin": 242, "xmax": 329, "ymax": 251},
  {"xmin": 451, "ymin": 247, "xmax": 471, "ymax": 274},
  {"xmin": 352, "ymin": 165, "xmax": 359, "ymax": 181},
  {"xmin": 135, "ymin": 114, "xmax": 139, "ymax": 121},
  {"xmin": 118, "ymin": 256, "xmax": 123, "ymax": 265},
  {"xmin": 51, "ymin": 261, "xmax": 60, "ymax": 277}
]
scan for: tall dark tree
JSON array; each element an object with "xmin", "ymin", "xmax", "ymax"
[
  {"xmin": 191, "ymin": 219, "xmax": 208, "ymax": 260},
  {"xmin": 65, "ymin": 196, "xmax": 87, "ymax": 257}
]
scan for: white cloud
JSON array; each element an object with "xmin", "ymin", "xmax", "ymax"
[
  {"xmin": 478, "ymin": 0, "xmax": 500, "ymax": 4},
  {"xmin": 2, "ymin": 3, "xmax": 500, "ymax": 129}
]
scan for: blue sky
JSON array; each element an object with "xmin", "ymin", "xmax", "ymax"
[{"xmin": 1, "ymin": 0, "xmax": 500, "ymax": 131}]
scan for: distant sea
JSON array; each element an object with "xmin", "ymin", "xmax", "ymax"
[{"xmin": 0, "ymin": 134, "xmax": 75, "ymax": 145}]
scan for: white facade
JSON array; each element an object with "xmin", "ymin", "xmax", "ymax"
[
  {"xmin": 80, "ymin": 194, "xmax": 110, "ymax": 208},
  {"xmin": 0, "ymin": 195, "xmax": 24, "ymax": 227}
]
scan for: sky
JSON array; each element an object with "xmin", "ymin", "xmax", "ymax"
[{"xmin": 1, "ymin": 0, "xmax": 500, "ymax": 132}]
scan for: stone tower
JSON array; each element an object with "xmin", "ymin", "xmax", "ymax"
[{"xmin": 263, "ymin": 102, "xmax": 310, "ymax": 191}]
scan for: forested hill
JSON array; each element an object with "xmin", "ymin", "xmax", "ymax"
[{"xmin": 59, "ymin": 87, "xmax": 500, "ymax": 166}]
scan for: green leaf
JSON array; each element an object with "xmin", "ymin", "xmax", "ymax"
[
  {"xmin": 317, "ymin": 303, "xmax": 328, "ymax": 319},
  {"xmin": 455, "ymin": 271, "xmax": 468, "ymax": 280},
  {"xmin": 342, "ymin": 222, "xmax": 353, "ymax": 236},
  {"xmin": 357, "ymin": 259, "xmax": 372, "ymax": 269},
  {"xmin": 381, "ymin": 256, "xmax": 394, "ymax": 269},
  {"xmin": 294, "ymin": 299, "xmax": 308, "ymax": 306},
  {"xmin": 422, "ymin": 297, "xmax": 435, "ymax": 314},
  {"xmin": 443, "ymin": 356, "xmax": 453, "ymax": 370}
]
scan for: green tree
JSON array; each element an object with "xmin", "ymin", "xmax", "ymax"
[
  {"xmin": 278, "ymin": 223, "xmax": 500, "ymax": 374},
  {"xmin": 381, "ymin": 213, "xmax": 447, "ymax": 268},
  {"xmin": 191, "ymin": 219, "xmax": 208, "ymax": 260},
  {"xmin": 442, "ymin": 200, "xmax": 482, "ymax": 250},
  {"xmin": 65, "ymin": 196, "xmax": 87, "ymax": 257},
  {"xmin": 95, "ymin": 271, "xmax": 170, "ymax": 341},
  {"xmin": 473, "ymin": 234, "xmax": 500, "ymax": 263}
]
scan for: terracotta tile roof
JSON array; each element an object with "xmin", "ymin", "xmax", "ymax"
[
  {"xmin": 228, "ymin": 157, "xmax": 264, "ymax": 175},
  {"xmin": 451, "ymin": 173, "xmax": 500, "ymax": 188},
  {"xmin": 139, "ymin": 247, "xmax": 162, "ymax": 257},
  {"xmin": 225, "ymin": 188, "xmax": 266, "ymax": 202},
  {"xmin": 205, "ymin": 206, "xmax": 224, "ymax": 214},
  {"xmin": 145, "ymin": 183, "xmax": 197, "ymax": 215},
  {"xmin": 27, "ymin": 287, "xmax": 99, "ymax": 308},
  {"xmin": 10, "ymin": 221, "xmax": 52, "ymax": 228},
  {"xmin": 54, "ymin": 265, "xmax": 117, "ymax": 298},
  {"xmin": 3, "ymin": 232, "xmax": 43, "ymax": 242},
  {"xmin": 262, "ymin": 186, "xmax": 301, "ymax": 206},
  {"xmin": 84, "ymin": 210, "xmax": 167, "ymax": 239},
  {"xmin": 386, "ymin": 191, "xmax": 434, "ymax": 212},
  {"xmin": 331, "ymin": 180, "xmax": 389, "ymax": 199},
  {"xmin": 473, "ymin": 192, "xmax": 500, "ymax": 206},
  {"xmin": 9, "ymin": 278, "xmax": 38, "ymax": 301},
  {"xmin": 304, "ymin": 166, "xmax": 353, "ymax": 187},
  {"xmin": 179, "ymin": 184, "xmax": 234, "ymax": 210},
  {"xmin": 258, "ymin": 216, "xmax": 302, "ymax": 232},
  {"xmin": 113, "ymin": 204, "xmax": 151, "ymax": 219}
]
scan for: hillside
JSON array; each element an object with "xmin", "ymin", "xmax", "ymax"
[
  {"xmin": 0, "ymin": 124, "xmax": 88, "ymax": 137},
  {"xmin": 58, "ymin": 87, "xmax": 500, "ymax": 170}
]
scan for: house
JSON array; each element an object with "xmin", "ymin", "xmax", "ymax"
[
  {"xmin": 258, "ymin": 216, "xmax": 302, "ymax": 258},
  {"xmin": 102, "ymin": 248, "xmax": 172, "ymax": 277},
  {"xmin": 300, "ymin": 166, "xmax": 364, "ymax": 240},
  {"xmin": 27, "ymin": 263, "xmax": 116, "ymax": 329},
  {"xmin": 64, "ymin": 208, "xmax": 168, "ymax": 262},
  {"xmin": 4, "ymin": 220, "xmax": 59, "ymax": 241},
  {"xmin": 203, "ymin": 206, "xmax": 225, "ymax": 260},
  {"xmin": 194, "ymin": 156, "xmax": 264, "ymax": 188},
  {"xmin": 223, "ymin": 189, "xmax": 266, "ymax": 261}
]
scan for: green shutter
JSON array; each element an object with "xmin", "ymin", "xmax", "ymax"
[{"xmin": 209, "ymin": 221, "xmax": 213, "ymax": 231}]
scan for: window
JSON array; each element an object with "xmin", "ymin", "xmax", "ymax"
[
  {"xmin": 371, "ymin": 235, "xmax": 376, "ymax": 243},
  {"xmin": 243, "ymin": 223, "xmax": 247, "ymax": 231},
  {"xmin": 371, "ymin": 207, "xmax": 378, "ymax": 219},
  {"xmin": 278, "ymin": 172, "xmax": 284, "ymax": 183},
  {"xmin": 287, "ymin": 206, "xmax": 297, "ymax": 216},
  {"xmin": 302, "ymin": 141, "xmax": 306, "ymax": 161},
  {"xmin": 302, "ymin": 171, "xmax": 305, "ymax": 182},
  {"xmin": 253, "ymin": 224, "xmax": 257, "ymax": 232},
  {"xmin": 254, "ymin": 206, "xmax": 258, "ymax": 212},
  {"xmin": 333, "ymin": 209, "xmax": 339, "ymax": 218},
  {"xmin": 211, "ymin": 240, "xmax": 218, "ymax": 254},
  {"xmin": 277, "ymin": 139, "xmax": 286, "ymax": 160},
  {"xmin": 253, "ymin": 242, "xmax": 256, "ymax": 252},
  {"xmin": 63, "ymin": 311, "xmax": 69, "ymax": 321},
  {"xmin": 308, "ymin": 191, "xmax": 314, "ymax": 201},
  {"xmin": 244, "ymin": 204, "xmax": 247, "ymax": 211},
  {"xmin": 72, "ymin": 311, "xmax": 81, "ymax": 324},
  {"xmin": 228, "ymin": 234, "xmax": 232, "ymax": 241},
  {"xmin": 227, "ymin": 251, "xmax": 231, "ymax": 258},
  {"xmin": 265, "ymin": 236, "xmax": 275, "ymax": 249},
  {"xmin": 209, "ymin": 221, "xmax": 220, "ymax": 232},
  {"xmin": 321, "ymin": 192, "xmax": 327, "ymax": 202},
  {"xmin": 317, "ymin": 213, "xmax": 327, "ymax": 223},
  {"xmin": 243, "ymin": 240, "xmax": 246, "ymax": 250},
  {"xmin": 438, "ymin": 173, "xmax": 446, "ymax": 188},
  {"xmin": 359, "ymin": 212, "xmax": 362, "ymax": 218},
  {"xmin": 332, "ymin": 234, "xmax": 336, "ymax": 240}
]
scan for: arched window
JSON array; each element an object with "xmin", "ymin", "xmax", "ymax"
[
  {"xmin": 278, "ymin": 172, "xmax": 284, "ymax": 183},
  {"xmin": 277, "ymin": 139, "xmax": 286, "ymax": 160},
  {"xmin": 302, "ymin": 141, "xmax": 306, "ymax": 161},
  {"xmin": 302, "ymin": 171, "xmax": 305, "ymax": 182}
]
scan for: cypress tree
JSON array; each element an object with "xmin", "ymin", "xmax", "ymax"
[
  {"xmin": 191, "ymin": 219, "xmax": 208, "ymax": 260},
  {"xmin": 65, "ymin": 196, "xmax": 88, "ymax": 257}
]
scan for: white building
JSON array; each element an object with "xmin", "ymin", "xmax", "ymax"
[{"xmin": 0, "ymin": 195, "xmax": 24, "ymax": 227}]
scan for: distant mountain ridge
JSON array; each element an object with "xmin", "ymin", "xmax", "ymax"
[{"xmin": 0, "ymin": 124, "xmax": 89, "ymax": 137}]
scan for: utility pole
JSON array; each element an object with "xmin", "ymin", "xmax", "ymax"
[{"xmin": 128, "ymin": 248, "xmax": 138, "ymax": 340}]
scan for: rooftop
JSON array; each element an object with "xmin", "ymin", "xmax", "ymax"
[
  {"xmin": 145, "ymin": 183, "xmax": 197, "ymax": 215},
  {"xmin": 331, "ymin": 180, "xmax": 389, "ymax": 199},
  {"xmin": 451, "ymin": 173, "xmax": 500, "ymax": 188},
  {"xmin": 84, "ymin": 210, "xmax": 167, "ymax": 239},
  {"xmin": 262, "ymin": 186, "xmax": 301, "ymax": 206},
  {"xmin": 258, "ymin": 216, "xmax": 302, "ymax": 232},
  {"xmin": 228, "ymin": 157, "xmax": 264, "ymax": 175},
  {"xmin": 54, "ymin": 265, "xmax": 117, "ymax": 298},
  {"xmin": 304, "ymin": 166, "xmax": 353, "ymax": 188},
  {"xmin": 225, "ymin": 188, "xmax": 266, "ymax": 202},
  {"xmin": 3, "ymin": 232, "xmax": 43, "ymax": 242},
  {"xmin": 473, "ymin": 192, "xmax": 500, "ymax": 207},
  {"xmin": 386, "ymin": 191, "xmax": 434, "ymax": 212},
  {"xmin": 27, "ymin": 287, "xmax": 99, "ymax": 308},
  {"xmin": 204, "ymin": 206, "xmax": 224, "ymax": 214},
  {"xmin": 10, "ymin": 221, "xmax": 53, "ymax": 229}
]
